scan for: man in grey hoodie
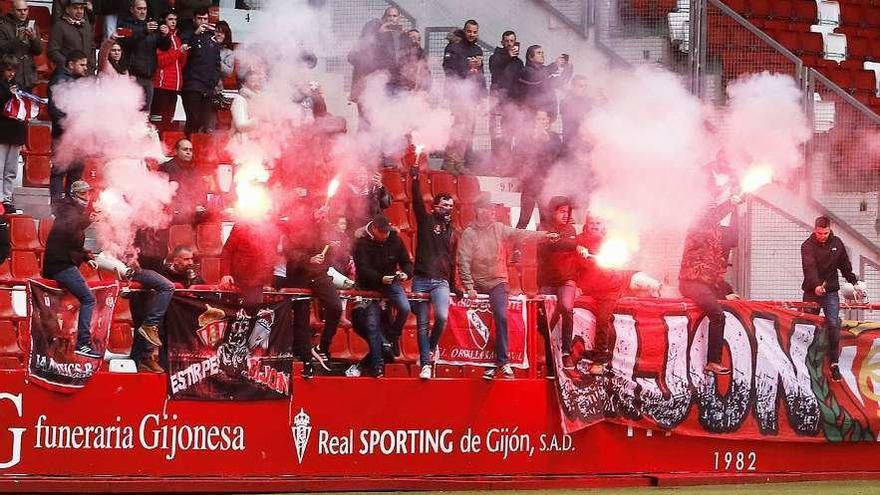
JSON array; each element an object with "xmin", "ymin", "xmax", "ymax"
[{"xmin": 458, "ymin": 194, "xmax": 557, "ymax": 379}]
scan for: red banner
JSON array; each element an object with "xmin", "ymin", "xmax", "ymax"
[
  {"xmin": 436, "ymin": 296, "xmax": 528, "ymax": 368},
  {"xmin": 26, "ymin": 280, "xmax": 119, "ymax": 393},
  {"xmin": 547, "ymin": 297, "xmax": 878, "ymax": 443}
]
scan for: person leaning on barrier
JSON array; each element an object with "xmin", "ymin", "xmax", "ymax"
[
  {"xmin": 801, "ymin": 216, "xmax": 866, "ymax": 382},
  {"xmin": 350, "ymin": 214, "xmax": 413, "ymax": 378},
  {"xmin": 409, "ymin": 158, "xmax": 459, "ymax": 380},
  {"xmin": 457, "ymin": 194, "xmax": 558, "ymax": 380},
  {"xmin": 41, "ymin": 180, "xmax": 101, "ymax": 359}
]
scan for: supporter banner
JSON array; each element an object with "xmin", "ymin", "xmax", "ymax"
[
  {"xmin": 26, "ymin": 279, "xmax": 119, "ymax": 393},
  {"xmin": 165, "ymin": 293, "xmax": 295, "ymax": 400},
  {"xmin": 547, "ymin": 298, "xmax": 878, "ymax": 443},
  {"xmin": 436, "ymin": 296, "xmax": 528, "ymax": 368}
]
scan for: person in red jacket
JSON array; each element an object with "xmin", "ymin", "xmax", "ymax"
[
  {"xmin": 150, "ymin": 9, "xmax": 187, "ymax": 128},
  {"xmin": 219, "ymin": 220, "xmax": 280, "ymax": 308},
  {"xmin": 537, "ymin": 196, "xmax": 579, "ymax": 370}
]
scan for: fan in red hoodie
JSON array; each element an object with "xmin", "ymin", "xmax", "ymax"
[{"xmin": 150, "ymin": 10, "xmax": 188, "ymax": 128}]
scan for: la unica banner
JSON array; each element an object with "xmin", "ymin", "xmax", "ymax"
[
  {"xmin": 436, "ymin": 295, "xmax": 528, "ymax": 368},
  {"xmin": 165, "ymin": 292, "xmax": 295, "ymax": 400},
  {"xmin": 545, "ymin": 297, "xmax": 878, "ymax": 442},
  {"xmin": 26, "ymin": 279, "xmax": 119, "ymax": 393}
]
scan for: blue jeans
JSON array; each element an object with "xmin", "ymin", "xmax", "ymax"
[
  {"xmin": 486, "ymin": 283, "xmax": 509, "ymax": 366},
  {"xmin": 352, "ymin": 302, "xmax": 385, "ymax": 371},
  {"xmin": 130, "ymin": 269, "xmax": 174, "ymax": 362},
  {"xmin": 803, "ymin": 290, "xmax": 841, "ymax": 363},
  {"xmin": 540, "ymin": 281, "xmax": 577, "ymax": 355},
  {"xmin": 412, "ymin": 277, "xmax": 450, "ymax": 366},
  {"xmin": 383, "ymin": 281, "xmax": 411, "ymax": 341},
  {"xmin": 52, "ymin": 266, "xmax": 96, "ymax": 348}
]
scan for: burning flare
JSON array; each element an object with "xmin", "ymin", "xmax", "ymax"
[
  {"xmin": 595, "ymin": 237, "xmax": 633, "ymax": 269},
  {"xmin": 233, "ymin": 161, "xmax": 271, "ymax": 221},
  {"xmin": 740, "ymin": 165, "xmax": 773, "ymax": 194}
]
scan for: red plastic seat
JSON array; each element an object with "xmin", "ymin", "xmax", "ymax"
[
  {"xmin": 191, "ymin": 133, "xmax": 218, "ymax": 166},
  {"xmin": 327, "ymin": 327, "xmax": 351, "ymax": 360},
  {"xmin": 0, "ymin": 261, "xmax": 11, "ymax": 285},
  {"xmin": 0, "ymin": 320, "xmax": 19, "ymax": 354},
  {"xmin": 9, "ymin": 216, "xmax": 39, "ymax": 250},
  {"xmin": 168, "ymin": 224, "xmax": 195, "ymax": 251},
  {"xmin": 840, "ymin": 5, "xmax": 866, "ymax": 26},
  {"xmin": 827, "ymin": 68, "xmax": 854, "ymax": 89},
  {"xmin": 25, "ymin": 124, "xmax": 51, "ymax": 155},
  {"xmin": 10, "ymin": 250, "xmax": 40, "ymax": 280},
  {"xmin": 800, "ymin": 32, "xmax": 824, "ymax": 57},
  {"xmin": 429, "ymin": 171, "xmax": 458, "ymax": 202},
  {"xmin": 457, "ymin": 175, "xmax": 482, "ymax": 203},
  {"xmin": 770, "ymin": 1, "xmax": 793, "ymax": 19},
  {"xmin": 854, "ymin": 70, "xmax": 877, "ymax": 92},
  {"xmin": 23, "ymin": 154, "xmax": 50, "ymax": 187},
  {"xmin": 195, "ymin": 222, "xmax": 223, "ymax": 256},
  {"xmin": 848, "ymin": 35, "xmax": 870, "ymax": 59},
  {"xmin": 107, "ymin": 322, "xmax": 133, "ymax": 355},
  {"xmin": 792, "ymin": 0, "xmax": 817, "ymax": 22},
  {"xmin": 521, "ymin": 265, "xmax": 539, "ymax": 297},
  {"xmin": 400, "ymin": 326, "xmax": 419, "ymax": 363},
  {"xmin": 385, "ymin": 363, "xmax": 410, "ymax": 377},
  {"xmin": 30, "ymin": 6, "xmax": 50, "ymax": 35},
  {"xmin": 774, "ymin": 30, "xmax": 799, "ymax": 51},
  {"xmin": 113, "ymin": 296, "xmax": 132, "ymax": 322},
  {"xmin": 385, "ymin": 202, "xmax": 410, "ymax": 231},
  {"xmin": 748, "ymin": 0, "xmax": 772, "ymax": 18},
  {"xmin": 348, "ymin": 331, "xmax": 369, "ymax": 361},
  {"xmin": 38, "ymin": 218, "xmax": 52, "ymax": 247},
  {"xmin": 381, "ymin": 169, "xmax": 408, "ymax": 201}
]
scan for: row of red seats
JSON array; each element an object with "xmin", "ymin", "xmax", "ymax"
[
  {"xmin": 722, "ymin": 0, "xmax": 817, "ymax": 23},
  {"xmin": 381, "ymin": 168, "xmax": 483, "ymax": 205}
]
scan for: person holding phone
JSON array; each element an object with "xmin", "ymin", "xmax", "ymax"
[
  {"xmin": 0, "ymin": 0, "xmax": 43, "ymax": 92},
  {"xmin": 117, "ymin": 0, "xmax": 171, "ymax": 110},
  {"xmin": 442, "ymin": 19, "xmax": 487, "ymax": 175},
  {"xmin": 180, "ymin": 7, "xmax": 221, "ymax": 135},
  {"xmin": 488, "ymin": 30, "xmax": 523, "ymax": 152},
  {"xmin": 516, "ymin": 44, "xmax": 573, "ymax": 123},
  {"xmin": 151, "ymin": 9, "xmax": 187, "ymax": 128}
]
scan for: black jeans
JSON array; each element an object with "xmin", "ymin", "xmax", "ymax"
[
  {"xmin": 150, "ymin": 88, "xmax": 178, "ymax": 128},
  {"xmin": 291, "ymin": 299, "xmax": 314, "ymax": 363},
  {"xmin": 680, "ymin": 280, "xmax": 725, "ymax": 364},
  {"xmin": 182, "ymin": 90, "xmax": 212, "ymax": 135},
  {"xmin": 49, "ymin": 160, "xmax": 83, "ymax": 205},
  {"xmin": 310, "ymin": 276, "xmax": 343, "ymax": 354}
]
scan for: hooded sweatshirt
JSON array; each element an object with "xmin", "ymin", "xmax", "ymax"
[
  {"xmin": 801, "ymin": 232, "xmax": 858, "ymax": 293},
  {"xmin": 458, "ymin": 221, "xmax": 544, "ymax": 292},
  {"xmin": 411, "ymin": 174, "xmax": 456, "ymax": 283},
  {"xmin": 537, "ymin": 197, "xmax": 579, "ymax": 287}
]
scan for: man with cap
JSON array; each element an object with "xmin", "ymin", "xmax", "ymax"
[
  {"xmin": 351, "ymin": 214, "xmax": 413, "ymax": 378},
  {"xmin": 537, "ymin": 196, "xmax": 579, "ymax": 371},
  {"xmin": 41, "ymin": 180, "xmax": 101, "ymax": 359},
  {"xmin": 458, "ymin": 193, "xmax": 558, "ymax": 379}
]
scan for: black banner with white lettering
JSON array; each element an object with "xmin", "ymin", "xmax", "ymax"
[{"xmin": 166, "ymin": 292, "xmax": 295, "ymax": 400}]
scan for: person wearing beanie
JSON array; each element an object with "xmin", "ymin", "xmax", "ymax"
[
  {"xmin": 42, "ymin": 180, "xmax": 102, "ymax": 359},
  {"xmin": 458, "ymin": 193, "xmax": 558, "ymax": 379}
]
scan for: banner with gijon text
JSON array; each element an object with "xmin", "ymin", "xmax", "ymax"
[
  {"xmin": 436, "ymin": 295, "xmax": 528, "ymax": 368},
  {"xmin": 26, "ymin": 279, "xmax": 119, "ymax": 393},
  {"xmin": 165, "ymin": 292, "xmax": 295, "ymax": 400},
  {"xmin": 547, "ymin": 297, "xmax": 878, "ymax": 443}
]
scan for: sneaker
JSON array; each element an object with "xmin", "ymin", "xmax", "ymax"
[
  {"xmin": 704, "ymin": 362, "xmax": 731, "ymax": 375},
  {"xmin": 311, "ymin": 346, "xmax": 331, "ymax": 371},
  {"xmin": 499, "ymin": 364, "xmax": 514, "ymax": 378},
  {"xmin": 369, "ymin": 366, "xmax": 385, "ymax": 378},
  {"xmin": 419, "ymin": 364, "xmax": 432, "ymax": 380},
  {"xmin": 344, "ymin": 364, "xmax": 361, "ymax": 377},
  {"xmin": 137, "ymin": 356, "xmax": 164, "ymax": 374},
  {"xmin": 482, "ymin": 367, "xmax": 497, "ymax": 380},
  {"xmin": 562, "ymin": 354, "xmax": 575, "ymax": 370},
  {"xmin": 382, "ymin": 343, "xmax": 395, "ymax": 363},
  {"xmin": 391, "ymin": 339, "xmax": 401, "ymax": 358},
  {"xmin": 138, "ymin": 324, "xmax": 162, "ymax": 347},
  {"xmin": 2, "ymin": 202, "xmax": 16, "ymax": 214},
  {"xmin": 830, "ymin": 363, "xmax": 842, "ymax": 382},
  {"xmin": 301, "ymin": 362, "xmax": 315, "ymax": 380},
  {"xmin": 74, "ymin": 345, "xmax": 102, "ymax": 359}
]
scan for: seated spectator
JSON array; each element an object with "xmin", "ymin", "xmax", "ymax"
[
  {"xmin": 97, "ymin": 35, "xmax": 129, "ymax": 76},
  {"xmin": 48, "ymin": 0, "xmax": 96, "ymax": 74},
  {"xmin": 0, "ymin": 56, "xmax": 25, "ymax": 213},
  {"xmin": 151, "ymin": 9, "xmax": 187, "ymax": 128},
  {"xmin": 161, "ymin": 244, "xmax": 205, "ymax": 287},
  {"xmin": 180, "ymin": 8, "xmax": 221, "ymax": 135},
  {"xmin": 349, "ymin": 214, "xmax": 413, "ymax": 378},
  {"xmin": 41, "ymin": 180, "xmax": 100, "ymax": 359},
  {"xmin": 123, "ymin": 250, "xmax": 175, "ymax": 374},
  {"xmin": 332, "ymin": 167, "xmax": 391, "ymax": 236},
  {"xmin": 117, "ymin": 0, "xmax": 171, "ymax": 110},
  {"xmin": 48, "ymin": 50, "xmax": 90, "ymax": 207},
  {"xmin": 160, "ymin": 138, "xmax": 209, "ymax": 224},
  {"xmin": 516, "ymin": 45, "xmax": 572, "ymax": 122},
  {"xmin": 0, "ymin": 0, "xmax": 43, "ymax": 92}
]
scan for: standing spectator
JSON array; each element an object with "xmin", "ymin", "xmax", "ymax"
[
  {"xmin": 117, "ymin": 0, "xmax": 171, "ymax": 110},
  {"xmin": 48, "ymin": 50, "xmax": 89, "ymax": 207},
  {"xmin": 0, "ymin": 0, "xmax": 43, "ymax": 92},
  {"xmin": 442, "ymin": 19, "xmax": 486, "ymax": 175},
  {"xmin": 351, "ymin": 214, "xmax": 413, "ymax": 378},
  {"xmin": 517, "ymin": 45, "xmax": 572, "ymax": 122},
  {"xmin": 160, "ymin": 138, "xmax": 209, "ymax": 224},
  {"xmin": 151, "ymin": 9, "xmax": 187, "ymax": 128},
  {"xmin": 332, "ymin": 167, "xmax": 391, "ymax": 236},
  {"xmin": 371, "ymin": 7, "xmax": 413, "ymax": 95},
  {"xmin": 0, "ymin": 56, "xmax": 25, "ymax": 213},
  {"xmin": 457, "ymin": 195, "xmax": 556, "ymax": 379},
  {"xmin": 560, "ymin": 75, "xmax": 590, "ymax": 154},
  {"xmin": 801, "ymin": 216, "xmax": 865, "ymax": 382},
  {"xmin": 48, "ymin": 0, "xmax": 96, "ymax": 74},
  {"xmin": 402, "ymin": 28, "xmax": 430, "ymax": 93},
  {"xmin": 409, "ymin": 160, "xmax": 458, "ymax": 379},
  {"xmin": 97, "ymin": 35, "xmax": 129, "ymax": 76},
  {"xmin": 347, "ymin": 13, "xmax": 382, "ymax": 129},
  {"xmin": 180, "ymin": 8, "xmax": 220, "ymax": 135},
  {"xmin": 230, "ymin": 69, "xmax": 264, "ymax": 140},
  {"xmin": 513, "ymin": 109, "xmax": 562, "ymax": 230},
  {"xmin": 488, "ymin": 30, "xmax": 522, "ymax": 151},
  {"xmin": 219, "ymin": 220, "xmax": 279, "ymax": 308},
  {"xmin": 537, "ymin": 196, "xmax": 579, "ymax": 370},
  {"xmin": 206, "ymin": 19, "xmax": 233, "ymax": 131},
  {"xmin": 42, "ymin": 180, "xmax": 100, "ymax": 359},
  {"xmin": 161, "ymin": 244, "xmax": 204, "ymax": 287},
  {"xmin": 174, "ymin": 0, "xmax": 212, "ymax": 35},
  {"xmin": 679, "ymin": 195, "xmax": 744, "ymax": 376},
  {"xmin": 51, "ymin": 0, "xmax": 96, "ymax": 25}
]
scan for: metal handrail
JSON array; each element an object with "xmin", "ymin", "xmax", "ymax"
[{"xmin": 533, "ymin": 0, "xmax": 589, "ymax": 37}]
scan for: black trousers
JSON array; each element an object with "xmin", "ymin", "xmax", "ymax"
[
  {"xmin": 151, "ymin": 88, "xmax": 178, "ymax": 128},
  {"xmin": 680, "ymin": 280, "xmax": 725, "ymax": 364},
  {"xmin": 182, "ymin": 90, "xmax": 212, "ymax": 135}
]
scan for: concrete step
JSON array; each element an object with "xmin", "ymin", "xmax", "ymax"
[{"xmin": 13, "ymin": 186, "xmax": 51, "ymax": 219}]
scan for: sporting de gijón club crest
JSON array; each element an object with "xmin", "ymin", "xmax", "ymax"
[
  {"xmin": 165, "ymin": 292, "xmax": 295, "ymax": 400},
  {"xmin": 545, "ymin": 297, "xmax": 878, "ymax": 442},
  {"xmin": 27, "ymin": 280, "xmax": 119, "ymax": 393}
]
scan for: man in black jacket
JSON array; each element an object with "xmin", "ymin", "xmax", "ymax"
[
  {"xmin": 180, "ymin": 7, "xmax": 220, "ymax": 135},
  {"xmin": 48, "ymin": 50, "xmax": 89, "ymax": 207},
  {"xmin": 351, "ymin": 214, "xmax": 413, "ymax": 377},
  {"xmin": 118, "ymin": 0, "xmax": 171, "ymax": 110},
  {"xmin": 409, "ymin": 161, "xmax": 457, "ymax": 379},
  {"xmin": 488, "ymin": 30, "xmax": 522, "ymax": 151},
  {"xmin": 442, "ymin": 19, "xmax": 486, "ymax": 174},
  {"xmin": 801, "ymin": 216, "xmax": 864, "ymax": 382},
  {"xmin": 42, "ymin": 180, "xmax": 100, "ymax": 359},
  {"xmin": 160, "ymin": 245, "xmax": 204, "ymax": 287},
  {"xmin": 517, "ymin": 45, "xmax": 572, "ymax": 122}
]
